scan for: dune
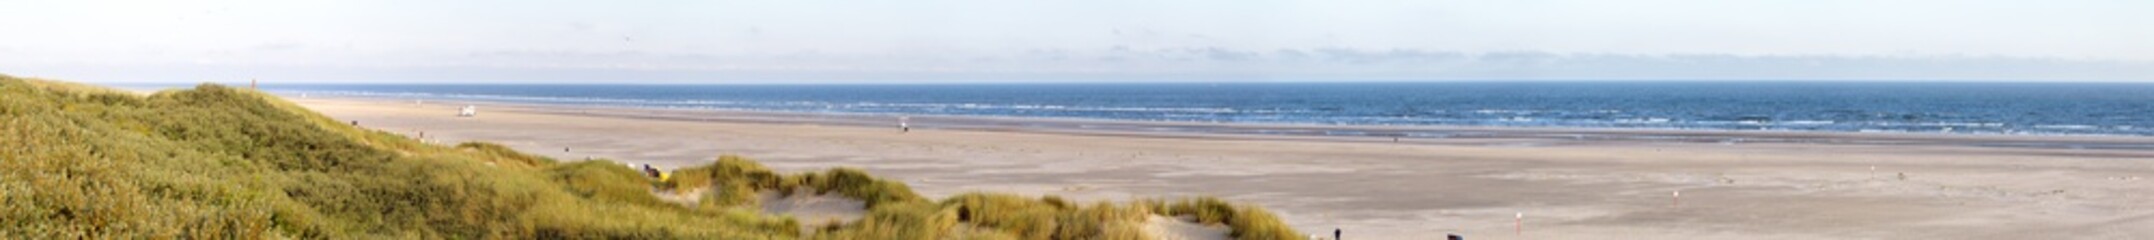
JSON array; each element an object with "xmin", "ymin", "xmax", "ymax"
[
  {"xmin": 650, "ymin": 187, "xmax": 706, "ymax": 206},
  {"xmin": 1142, "ymin": 215, "xmax": 1230, "ymax": 240},
  {"xmin": 2, "ymin": 76, "xmax": 1307, "ymax": 239},
  {"xmin": 646, "ymin": 176, "xmax": 872, "ymax": 235},
  {"xmin": 651, "ymin": 185, "xmax": 873, "ymax": 235},
  {"xmin": 760, "ymin": 190, "xmax": 870, "ymax": 226}
]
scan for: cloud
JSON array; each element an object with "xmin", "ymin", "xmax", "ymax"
[
  {"xmin": 488, "ymin": 47, "xmax": 2136, "ymax": 82},
  {"xmin": 250, "ymin": 42, "xmax": 303, "ymax": 51},
  {"xmin": 1306, "ymin": 48, "xmax": 1469, "ymax": 64},
  {"xmin": 1198, "ymin": 48, "xmax": 1256, "ymax": 61},
  {"xmin": 18, "ymin": 45, "xmax": 2154, "ymax": 83}
]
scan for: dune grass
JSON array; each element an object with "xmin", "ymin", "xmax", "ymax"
[
  {"xmin": 667, "ymin": 155, "xmax": 922, "ymax": 209},
  {"xmin": 1139, "ymin": 197, "xmax": 1302, "ymax": 239},
  {"xmin": 668, "ymin": 156, "xmax": 1302, "ymax": 239},
  {"xmin": 1, "ymin": 75, "xmax": 790, "ymax": 238},
  {"xmin": 0, "ymin": 74, "xmax": 1300, "ymax": 239},
  {"xmin": 939, "ymin": 193, "xmax": 1151, "ymax": 240},
  {"xmin": 458, "ymin": 142, "xmax": 558, "ymax": 167}
]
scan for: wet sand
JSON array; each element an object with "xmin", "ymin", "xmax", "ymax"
[{"xmin": 297, "ymin": 97, "xmax": 2154, "ymax": 239}]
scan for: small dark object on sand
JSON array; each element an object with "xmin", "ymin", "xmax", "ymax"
[{"xmin": 1448, "ymin": 234, "xmax": 1463, "ymax": 240}]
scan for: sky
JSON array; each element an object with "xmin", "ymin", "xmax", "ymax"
[{"xmin": 3, "ymin": 0, "xmax": 2152, "ymax": 83}]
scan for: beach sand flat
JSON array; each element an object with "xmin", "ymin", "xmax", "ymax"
[{"xmin": 297, "ymin": 98, "xmax": 2154, "ymax": 239}]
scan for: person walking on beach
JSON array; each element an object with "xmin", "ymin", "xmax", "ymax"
[
  {"xmin": 1333, "ymin": 228, "xmax": 1341, "ymax": 240},
  {"xmin": 899, "ymin": 116, "xmax": 911, "ymax": 133}
]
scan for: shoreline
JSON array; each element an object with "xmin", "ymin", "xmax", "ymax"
[{"xmin": 301, "ymin": 94, "xmax": 2154, "ymax": 152}]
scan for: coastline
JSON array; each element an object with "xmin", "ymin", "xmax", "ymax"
[
  {"xmin": 293, "ymin": 95, "xmax": 2154, "ymax": 239},
  {"xmin": 304, "ymin": 94, "xmax": 2154, "ymax": 152}
]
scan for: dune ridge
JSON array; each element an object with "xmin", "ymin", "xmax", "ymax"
[{"xmin": 0, "ymin": 75, "xmax": 1300, "ymax": 239}]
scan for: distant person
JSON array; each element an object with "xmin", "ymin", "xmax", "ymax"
[
  {"xmin": 899, "ymin": 116, "xmax": 911, "ymax": 133},
  {"xmin": 1334, "ymin": 228, "xmax": 1341, "ymax": 240}
]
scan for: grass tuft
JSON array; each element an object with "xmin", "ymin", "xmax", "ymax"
[{"xmin": 457, "ymin": 142, "xmax": 557, "ymax": 167}]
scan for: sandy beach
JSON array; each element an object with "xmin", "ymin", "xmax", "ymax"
[{"xmin": 295, "ymin": 97, "xmax": 2154, "ymax": 239}]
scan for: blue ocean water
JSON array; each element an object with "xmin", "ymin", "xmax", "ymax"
[{"xmin": 248, "ymin": 82, "xmax": 2154, "ymax": 136}]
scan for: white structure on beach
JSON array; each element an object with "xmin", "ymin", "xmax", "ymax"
[{"xmin": 458, "ymin": 105, "xmax": 477, "ymax": 117}]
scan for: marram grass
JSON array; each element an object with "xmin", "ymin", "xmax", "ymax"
[{"xmin": 0, "ymin": 74, "xmax": 1300, "ymax": 239}]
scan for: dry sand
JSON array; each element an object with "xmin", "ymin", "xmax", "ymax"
[
  {"xmin": 651, "ymin": 186, "xmax": 870, "ymax": 235},
  {"xmin": 1144, "ymin": 215, "xmax": 1231, "ymax": 240},
  {"xmin": 759, "ymin": 190, "xmax": 870, "ymax": 227},
  {"xmin": 297, "ymin": 98, "xmax": 2154, "ymax": 239}
]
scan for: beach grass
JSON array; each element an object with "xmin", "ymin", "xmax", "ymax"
[
  {"xmin": 1141, "ymin": 197, "xmax": 1301, "ymax": 239},
  {"xmin": 0, "ymin": 74, "xmax": 1300, "ymax": 239},
  {"xmin": 668, "ymin": 156, "xmax": 1297, "ymax": 239},
  {"xmin": 458, "ymin": 141, "xmax": 558, "ymax": 167},
  {"xmin": 668, "ymin": 155, "xmax": 922, "ymax": 209}
]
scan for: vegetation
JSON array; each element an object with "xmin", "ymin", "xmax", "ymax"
[
  {"xmin": 667, "ymin": 155, "xmax": 921, "ymax": 209},
  {"xmin": 0, "ymin": 74, "xmax": 1300, "ymax": 239},
  {"xmin": 668, "ymin": 156, "xmax": 1302, "ymax": 239},
  {"xmin": 1139, "ymin": 198, "xmax": 1302, "ymax": 239},
  {"xmin": 459, "ymin": 142, "xmax": 558, "ymax": 167}
]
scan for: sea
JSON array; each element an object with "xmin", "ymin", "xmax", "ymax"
[{"xmin": 166, "ymin": 82, "xmax": 2154, "ymax": 136}]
